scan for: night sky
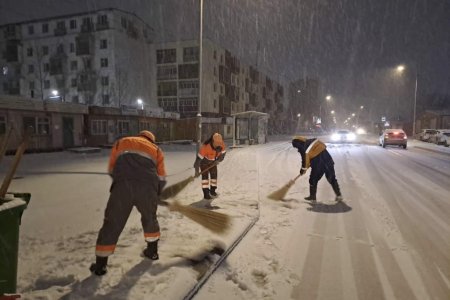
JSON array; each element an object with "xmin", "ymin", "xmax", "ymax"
[{"xmin": 1, "ymin": 0, "xmax": 449, "ymax": 116}]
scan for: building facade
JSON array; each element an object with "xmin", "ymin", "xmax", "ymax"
[
  {"xmin": 0, "ymin": 8, "xmax": 153, "ymax": 108},
  {"xmin": 152, "ymin": 39, "xmax": 284, "ymax": 133}
]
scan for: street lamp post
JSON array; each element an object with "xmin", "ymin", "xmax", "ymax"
[
  {"xmin": 196, "ymin": 0, "xmax": 204, "ymax": 151},
  {"xmin": 396, "ymin": 64, "xmax": 418, "ymax": 136}
]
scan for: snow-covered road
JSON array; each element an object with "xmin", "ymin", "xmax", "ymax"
[{"xmin": 1, "ymin": 136, "xmax": 449, "ymax": 299}]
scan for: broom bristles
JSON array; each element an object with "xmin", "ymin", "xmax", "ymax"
[
  {"xmin": 160, "ymin": 176, "xmax": 195, "ymax": 200},
  {"xmin": 267, "ymin": 180, "xmax": 295, "ymax": 200},
  {"xmin": 169, "ymin": 200, "xmax": 231, "ymax": 234}
]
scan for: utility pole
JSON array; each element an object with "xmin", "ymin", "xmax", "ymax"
[{"xmin": 196, "ymin": 0, "xmax": 204, "ymax": 152}]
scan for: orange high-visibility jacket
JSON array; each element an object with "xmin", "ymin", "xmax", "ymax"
[
  {"xmin": 108, "ymin": 136, "xmax": 166, "ymax": 178},
  {"xmin": 198, "ymin": 141, "xmax": 226, "ymax": 161}
]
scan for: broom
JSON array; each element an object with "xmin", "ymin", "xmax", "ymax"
[
  {"xmin": 159, "ymin": 161, "xmax": 219, "ymax": 200},
  {"xmin": 267, "ymin": 173, "xmax": 302, "ymax": 200},
  {"xmin": 158, "ymin": 199, "xmax": 231, "ymax": 234}
]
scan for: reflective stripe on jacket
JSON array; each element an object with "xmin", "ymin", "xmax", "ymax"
[
  {"xmin": 198, "ymin": 141, "xmax": 226, "ymax": 161},
  {"xmin": 108, "ymin": 136, "xmax": 166, "ymax": 179}
]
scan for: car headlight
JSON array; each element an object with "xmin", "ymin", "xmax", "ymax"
[
  {"xmin": 331, "ymin": 134, "xmax": 340, "ymax": 141},
  {"xmin": 347, "ymin": 133, "xmax": 356, "ymax": 141}
]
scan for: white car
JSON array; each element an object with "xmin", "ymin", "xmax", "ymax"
[
  {"xmin": 440, "ymin": 132, "xmax": 450, "ymax": 147},
  {"xmin": 331, "ymin": 130, "xmax": 356, "ymax": 143},
  {"xmin": 419, "ymin": 129, "xmax": 438, "ymax": 142},
  {"xmin": 432, "ymin": 129, "xmax": 450, "ymax": 145}
]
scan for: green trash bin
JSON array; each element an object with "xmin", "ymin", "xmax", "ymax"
[{"xmin": 0, "ymin": 193, "xmax": 31, "ymax": 295}]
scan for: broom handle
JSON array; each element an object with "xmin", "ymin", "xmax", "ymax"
[
  {"xmin": 0, "ymin": 124, "xmax": 13, "ymax": 166},
  {"xmin": 195, "ymin": 161, "xmax": 219, "ymax": 178},
  {"xmin": 292, "ymin": 173, "xmax": 302, "ymax": 182},
  {"xmin": 0, "ymin": 127, "xmax": 32, "ymax": 198}
]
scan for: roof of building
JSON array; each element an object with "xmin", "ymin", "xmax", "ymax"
[{"xmin": 0, "ymin": 7, "xmax": 153, "ymax": 31}]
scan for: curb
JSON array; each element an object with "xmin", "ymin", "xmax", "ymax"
[{"xmin": 413, "ymin": 146, "xmax": 450, "ymax": 156}]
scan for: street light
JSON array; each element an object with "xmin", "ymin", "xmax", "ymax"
[
  {"xmin": 196, "ymin": 0, "xmax": 204, "ymax": 151},
  {"xmin": 137, "ymin": 98, "xmax": 144, "ymax": 110},
  {"xmin": 396, "ymin": 64, "xmax": 418, "ymax": 136},
  {"xmin": 326, "ymin": 95, "xmax": 332, "ymax": 101}
]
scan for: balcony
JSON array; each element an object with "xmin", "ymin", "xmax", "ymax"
[
  {"xmin": 96, "ymin": 22, "xmax": 110, "ymax": 31},
  {"xmin": 54, "ymin": 27, "xmax": 67, "ymax": 36}
]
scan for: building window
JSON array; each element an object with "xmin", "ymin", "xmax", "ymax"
[
  {"xmin": 214, "ymin": 66, "xmax": 217, "ymax": 76},
  {"xmin": 157, "ymin": 65, "xmax": 177, "ymax": 80},
  {"xmin": 56, "ymin": 44, "xmax": 64, "ymax": 54},
  {"xmin": 158, "ymin": 97, "xmax": 177, "ymax": 111},
  {"xmin": 44, "ymin": 80, "xmax": 50, "ymax": 89},
  {"xmin": 220, "ymin": 55, "xmax": 223, "ymax": 63},
  {"xmin": 117, "ymin": 120, "xmax": 130, "ymax": 135},
  {"xmin": 27, "ymin": 47, "xmax": 33, "ymax": 57},
  {"xmin": 178, "ymin": 64, "xmax": 199, "ymax": 79},
  {"xmin": 214, "ymin": 99, "xmax": 217, "ymax": 108},
  {"xmin": 29, "ymin": 81, "xmax": 35, "ymax": 90},
  {"xmin": 91, "ymin": 120, "xmax": 107, "ymax": 135},
  {"xmin": 100, "ymin": 39, "xmax": 107, "ymax": 49},
  {"xmin": 70, "ymin": 60, "xmax": 78, "ymax": 71},
  {"xmin": 42, "ymin": 23, "xmax": 48, "ymax": 33},
  {"xmin": 213, "ymin": 50, "xmax": 217, "ymax": 60},
  {"xmin": 71, "ymin": 78, "xmax": 77, "ymax": 87},
  {"xmin": 213, "ymin": 83, "xmax": 217, "ymax": 92},
  {"xmin": 43, "ymin": 63, "xmax": 50, "ymax": 72},
  {"xmin": 28, "ymin": 25, "xmax": 34, "ymax": 35},
  {"xmin": 101, "ymin": 76, "xmax": 109, "ymax": 86},
  {"xmin": 100, "ymin": 58, "xmax": 108, "ymax": 67},
  {"xmin": 183, "ymin": 47, "xmax": 199, "ymax": 62},
  {"xmin": 121, "ymin": 17, "xmax": 127, "ymax": 29},
  {"xmin": 102, "ymin": 94, "xmax": 110, "ymax": 105},
  {"xmin": 37, "ymin": 117, "xmax": 50, "ymax": 135},
  {"xmin": 156, "ymin": 49, "xmax": 176, "ymax": 64},
  {"xmin": 98, "ymin": 15, "xmax": 108, "ymax": 25},
  {"xmin": 28, "ymin": 65, "xmax": 34, "ymax": 74},
  {"xmin": 0, "ymin": 116, "xmax": 6, "ymax": 134},
  {"xmin": 70, "ymin": 43, "xmax": 75, "ymax": 53},
  {"xmin": 157, "ymin": 82, "xmax": 177, "ymax": 96},
  {"xmin": 70, "ymin": 19, "xmax": 77, "ymax": 29},
  {"xmin": 42, "ymin": 46, "xmax": 49, "ymax": 55}
]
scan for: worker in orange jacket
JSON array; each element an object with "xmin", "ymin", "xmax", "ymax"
[
  {"xmin": 90, "ymin": 130, "xmax": 166, "ymax": 276},
  {"xmin": 194, "ymin": 133, "xmax": 226, "ymax": 201}
]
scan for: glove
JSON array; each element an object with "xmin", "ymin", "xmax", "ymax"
[
  {"xmin": 215, "ymin": 146, "xmax": 223, "ymax": 152},
  {"xmin": 300, "ymin": 168, "xmax": 306, "ymax": 175},
  {"xmin": 193, "ymin": 157, "xmax": 201, "ymax": 176},
  {"xmin": 157, "ymin": 180, "xmax": 167, "ymax": 196},
  {"xmin": 216, "ymin": 153, "xmax": 225, "ymax": 162}
]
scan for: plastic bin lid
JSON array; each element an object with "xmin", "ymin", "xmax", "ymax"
[{"xmin": 0, "ymin": 198, "xmax": 27, "ymax": 212}]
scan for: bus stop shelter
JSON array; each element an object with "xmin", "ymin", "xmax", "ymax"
[{"xmin": 232, "ymin": 111, "xmax": 269, "ymax": 147}]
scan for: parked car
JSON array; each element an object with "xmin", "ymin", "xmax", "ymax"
[
  {"xmin": 379, "ymin": 129, "xmax": 407, "ymax": 149},
  {"xmin": 439, "ymin": 131, "xmax": 450, "ymax": 147},
  {"xmin": 419, "ymin": 129, "xmax": 438, "ymax": 142},
  {"xmin": 331, "ymin": 130, "xmax": 356, "ymax": 143},
  {"xmin": 431, "ymin": 129, "xmax": 450, "ymax": 145}
]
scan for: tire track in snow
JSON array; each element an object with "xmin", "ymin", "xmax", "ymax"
[{"xmin": 364, "ymin": 146, "xmax": 450, "ymax": 299}]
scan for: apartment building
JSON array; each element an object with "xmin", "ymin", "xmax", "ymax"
[
  {"xmin": 0, "ymin": 8, "xmax": 153, "ymax": 107},
  {"xmin": 152, "ymin": 39, "xmax": 284, "ymax": 122}
]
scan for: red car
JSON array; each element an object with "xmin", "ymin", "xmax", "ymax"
[{"xmin": 379, "ymin": 129, "xmax": 407, "ymax": 149}]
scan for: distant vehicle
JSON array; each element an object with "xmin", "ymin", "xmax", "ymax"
[
  {"xmin": 379, "ymin": 129, "xmax": 407, "ymax": 149},
  {"xmin": 431, "ymin": 129, "xmax": 450, "ymax": 145},
  {"xmin": 419, "ymin": 129, "xmax": 438, "ymax": 142},
  {"xmin": 443, "ymin": 134, "xmax": 450, "ymax": 147},
  {"xmin": 331, "ymin": 130, "xmax": 356, "ymax": 142}
]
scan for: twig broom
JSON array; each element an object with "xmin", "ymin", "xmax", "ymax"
[
  {"xmin": 267, "ymin": 174, "xmax": 302, "ymax": 200},
  {"xmin": 159, "ymin": 199, "xmax": 230, "ymax": 234},
  {"xmin": 160, "ymin": 162, "xmax": 219, "ymax": 200}
]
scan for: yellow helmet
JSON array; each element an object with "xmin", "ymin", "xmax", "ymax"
[{"xmin": 139, "ymin": 130, "xmax": 156, "ymax": 143}]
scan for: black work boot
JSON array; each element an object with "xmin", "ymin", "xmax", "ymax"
[
  {"xmin": 89, "ymin": 256, "xmax": 108, "ymax": 276},
  {"xmin": 210, "ymin": 186, "xmax": 218, "ymax": 197},
  {"xmin": 332, "ymin": 181, "xmax": 343, "ymax": 201},
  {"xmin": 203, "ymin": 188, "xmax": 212, "ymax": 200},
  {"xmin": 304, "ymin": 185, "xmax": 317, "ymax": 201},
  {"xmin": 143, "ymin": 240, "xmax": 159, "ymax": 260}
]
